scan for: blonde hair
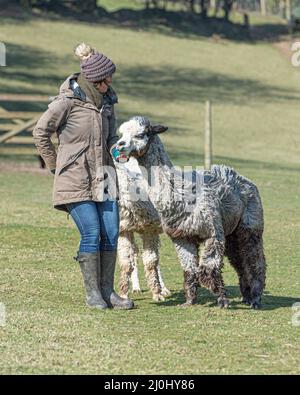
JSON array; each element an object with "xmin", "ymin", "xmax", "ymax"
[{"xmin": 74, "ymin": 42, "xmax": 94, "ymax": 61}]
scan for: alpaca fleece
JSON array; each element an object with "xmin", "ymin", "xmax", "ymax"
[
  {"xmin": 116, "ymin": 157, "xmax": 170, "ymax": 301},
  {"xmin": 116, "ymin": 116, "xmax": 266, "ymax": 308}
]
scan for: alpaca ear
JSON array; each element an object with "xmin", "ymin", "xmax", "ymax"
[{"xmin": 149, "ymin": 125, "xmax": 168, "ymax": 135}]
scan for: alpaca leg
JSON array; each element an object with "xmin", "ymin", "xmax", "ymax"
[
  {"xmin": 199, "ymin": 236, "xmax": 229, "ymax": 308},
  {"xmin": 118, "ymin": 232, "xmax": 136, "ymax": 298},
  {"xmin": 173, "ymin": 238, "xmax": 199, "ymax": 306},
  {"xmin": 234, "ymin": 191, "xmax": 266, "ymax": 309},
  {"xmin": 157, "ymin": 264, "xmax": 171, "ymax": 296},
  {"xmin": 131, "ymin": 258, "xmax": 141, "ymax": 294},
  {"xmin": 235, "ymin": 229, "xmax": 266, "ymax": 309},
  {"xmin": 141, "ymin": 233, "xmax": 163, "ymax": 301},
  {"xmin": 225, "ymin": 233, "xmax": 251, "ymax": 304}
]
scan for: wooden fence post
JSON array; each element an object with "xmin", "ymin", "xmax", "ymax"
[{"xmin": 204, "ymin": 100, "xmax": 212, "ymax": 171}]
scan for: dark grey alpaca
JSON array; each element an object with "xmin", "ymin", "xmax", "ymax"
[{"xmin": 115, "ymin": 116, "xmax": 266, "ymax": 309}]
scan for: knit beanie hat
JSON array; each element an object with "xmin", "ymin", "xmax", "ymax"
[{"xmin": 74, "ymin": 43, "xmax": 116, "ymax": 83}]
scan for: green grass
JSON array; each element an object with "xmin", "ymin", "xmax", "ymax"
[
  {"xmin": 0, "ymin": 8, "xmax": 300, "ymax": 374},
  {"xmin": 99, "ymin": 0, "xmax": 144, "ymax": 11}
]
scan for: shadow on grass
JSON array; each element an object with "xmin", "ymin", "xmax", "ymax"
[
  {"xmin": 0, "ymin": 100, "xmax": 49, "ymax": 112},
  {"xmin": 100, "ymin": 8, "xmax": 254, "ymax": 42},
  {"xmin": 1, "ymin": 44, "xmax": 298, "ymax": 107},
  {"xmin": 0, "ymin": 142, "xmax": 297, "ymax": 176},
  {"xmin": 167, "ymin": 147, "xmax": 299, "ymax": 173},
  {"xmin": 0, "ymin": 42, "xmax": 69, "ymax": 99},
  {"xmin": 0, "ymin": 5, "xmax": 288, "ymax": 43},
  {"xmin": 116, "ymin": 65, "xmax": 299, "ymax": 106},
  {"xmin": 215, "ymin": 155, "xmax": 300, "ymax": 173},
  {"xmin": 105, "ymin": 8, "xmax": 288, "ymax": 43},
  {"xmin": 0, "ymin": 151, "xmax": 39, "ymax": 163},
  {"xmin": 157, "ymin": 285, "xmax": 299, "ymax": 310}
]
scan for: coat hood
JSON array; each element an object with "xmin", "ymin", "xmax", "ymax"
[
  {"xmin": 59, "ymin": 73, "xmax": 82, "ymax": 99},
  {"xmin": 48, "ymin": 73, "xmax": 82, "ymax": 104},
  {"xmin": 56, "ymin": 73, "xmax": 118, "ymax": 106}
]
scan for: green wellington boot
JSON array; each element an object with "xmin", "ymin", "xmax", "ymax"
[
  {"xmin": 75, "ymin": 252, "xmax": 108, "ymax": 309},
  {"xmin": 99, "ymin": 250, "xmax": 134, "ymax": 310}
]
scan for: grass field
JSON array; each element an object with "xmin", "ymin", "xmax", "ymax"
[{"xmin": 0, "ymin": 6, "xmax": 300, "ymax": 374}]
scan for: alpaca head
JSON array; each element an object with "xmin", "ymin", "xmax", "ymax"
[{"xmin": 116, "ymin": 116, "xmax": 168, "ymax": 158}]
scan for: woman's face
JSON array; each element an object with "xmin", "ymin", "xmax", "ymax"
[{"xmin": 95, "ymin": 75, "xmax": 113, "ymax": 94}]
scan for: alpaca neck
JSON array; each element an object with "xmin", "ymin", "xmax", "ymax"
[
  {"xmin": 135, "ymin": 136, "xmax": 206, "ymax": 239},
  {"xmin": 136, "ymin": 136, "xmax": 189, "ymax": 224},
  {"xmin": 138, "ymin": 135, "xmax": 173, "ymax": 169},
  {"xmin": 137, "ymin": 136, "xmax": 175, "ymax": 195}
]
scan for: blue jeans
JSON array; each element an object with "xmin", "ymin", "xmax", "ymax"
[{"xmin": 67, "ymin": 200, "xmax": 119, "ymax": 253}]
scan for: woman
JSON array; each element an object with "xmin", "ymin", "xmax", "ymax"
[{"xmin": 33, "ymin": 43, "xmax": 133, "ymax": 310}]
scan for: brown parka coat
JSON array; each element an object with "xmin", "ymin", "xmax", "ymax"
[{"xmin": 33, "ymin": 74, "xmax": 119, "ymax": 212}]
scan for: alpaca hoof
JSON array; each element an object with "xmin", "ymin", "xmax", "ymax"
[
  {"xmin": 218, "ymin": 298, "xmax": 230, "ymax": 308},
  {"xmin": 250, "ymin": 301, "xmax": 262, "ymax": 310},
  {"xmin": 132, "ymin": 288, "xmax": 142, "ymax": 295},
  {"xmin": 242, "ymin": 297, "xmax": 251, "ymax": 306},
  {"xmin": 161, "ymin": 287, "xmax": 171, "ymax": 297},
  {"xmin": 153, "ymin": 293, "xmax": 165, "ymax": 302}
]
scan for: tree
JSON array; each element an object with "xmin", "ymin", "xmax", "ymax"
[
  {"xmin": 199, "ymin": 0, "xmax": 209, "ymax": 18},
  {"xmin": 187, "ymin": 0, "xmax": 196, "ymax": 12},
  {"xmin": 223, "ymin": 0, "xmax": 234, "ymax": 20}
]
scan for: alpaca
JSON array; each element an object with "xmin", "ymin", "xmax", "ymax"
[
  {"xmin": 115, "ymin": 116, "xmax": 266, "ymax": 309},
  {"xmin": 130, "ymin": 258, "xmax": 169, "ymax": 296},
  {"xmin": 115, "ymin": 157, "xmax": 171, "ymax": 301}
]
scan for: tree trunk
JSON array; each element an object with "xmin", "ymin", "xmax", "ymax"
[
  {"xmin": 286, "ymin": 0, "xmax": 292, "ymax": 22},
  {"xmin": 223, "ymin": 0, "xmax": 233, "ymax": 21},
  {"xmin": 200, "ymin": 0, "xmax": 207, "ymax": 18},
  {"xmin": 87, "ymin": 0, "xmax": 97, "ymax": 11},
  {"xmin": 279, "ymin": 0, "xmax": 285, "ymax": 18},
  {"xmin": 260, "ymin": 0, "xmax": 267, "ymax": 16},
  {"xmin": 188, "ymin": 0, "xmax": 196, "ymax": 13},
  {"xmin": 243, "ymin": 12, "xmax": 249, "ymax": 28}
]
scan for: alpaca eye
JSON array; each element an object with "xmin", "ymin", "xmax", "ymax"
[{"xmin": 136, "ymin": 134, "xmax": 145, "ymax": 139}]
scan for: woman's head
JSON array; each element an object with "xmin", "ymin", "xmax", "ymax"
[
  {"xmin": 74, "ymin": 42, "xmax": 116, "ymax": 93},
  {"xmin": 94, "ymin": 75, "xmax": 113, "ymax": 94}
]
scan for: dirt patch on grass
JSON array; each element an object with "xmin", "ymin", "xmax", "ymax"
[{"xmin": 273, "ymin": 39, "xmax": 293, "ymax": 61}]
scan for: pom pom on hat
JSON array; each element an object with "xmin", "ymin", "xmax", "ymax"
[{"xmin": 74, "ymin": 42, "xmax": 116, "ymax": 83}]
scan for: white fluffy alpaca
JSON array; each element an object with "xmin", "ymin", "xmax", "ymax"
[{"xmin": 115, "ymin": 157, "xmax": 171, "ymax": 301}]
